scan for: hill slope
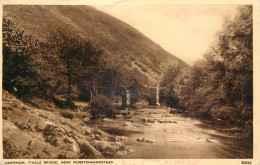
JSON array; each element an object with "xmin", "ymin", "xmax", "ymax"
[
  {"xmin": 2, "ymin": 90, "xmax": 133, "ymax": 158},
  {"xmin": 3, "ymin": 5, "xmax": 187, "ymax": 84}
]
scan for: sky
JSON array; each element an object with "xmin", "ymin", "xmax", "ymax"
[{"xmin": 94, "ymin": 3, "xmax": 238, "ymax": 65}]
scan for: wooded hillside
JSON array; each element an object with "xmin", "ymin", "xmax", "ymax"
[{"xmin": 160, "ymin": 6, "xmax": 253, "ymax": 135}]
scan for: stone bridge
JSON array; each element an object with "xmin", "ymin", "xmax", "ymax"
[
  {"xmin": 84, "ymin": 84, "xmax": 162, "ymax": 107},
  {"xmin": 123, "ymin": 84, "xmax": 161, "ymax": 107}
]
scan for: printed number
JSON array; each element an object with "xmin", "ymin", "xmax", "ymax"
[{"xmin": 241, "ymin": 161, "xmax": 252, "ymax": 164}]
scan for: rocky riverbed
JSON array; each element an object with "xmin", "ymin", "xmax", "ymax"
[
  {"xmin": 88, "ymin": 107, "xmax": 253, "ymax": 159},
  {"xmin": 2, "ymin": 90, "xmax": 252, "ymax": 159}
]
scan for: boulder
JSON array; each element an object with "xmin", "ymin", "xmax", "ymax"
[
  {"xmin": 116, "ymin": 136, "xmax": 127, "ymax": 141},
  {"xmin": 35, "ymin": 119, "xmax": 49, "ymax": 132},
  {"xmin": 147, "ymin": 119, "xmax": 155, "ymax": 123},
  {"xmin": 145, "ymin": 138, "xmax": 154, "ymax": 143},
  {"xmin": 43, "ymin": 124, "xmax": 64, "ymax": 147},
  {"xmin": 141, "ymin": 117, "xmax": 147, "ymax": 122},
  {"xmin": 90, "ymin": 140, "xmax": 132, "ymax": 157},
  {"xmin": 77, "ymin": 140, "xmax": 102, "ymax": 158},
  {"xmin": 115, "ymin": 114, "xmax": 123, "ymax": 118},
  {"xmin": 102, "ymin": 118, "xmax": 114, "ymax": 123},
  {"xmin": 136, "ymin": 137, "xmax": 154, "ymax": 143},
  {"xmin": 158, "ymin": 120, "xmax": 177, "ymax": 124},
  {"xmin": 60, "ymin": 111, "xmax": 74, "ymax": 119},
  {"xmin": 91, "ymin": 128, "xmax": 110, "ymax": 141}
]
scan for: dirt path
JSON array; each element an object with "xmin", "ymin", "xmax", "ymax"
[{"xmin": 88, "ymin": 107, "xmax": 252, "ymax": 159}]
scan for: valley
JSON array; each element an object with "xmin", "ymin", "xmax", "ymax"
[{"xmin": 2, "ymin": 5, "xmax": 253, "ymax": 160}]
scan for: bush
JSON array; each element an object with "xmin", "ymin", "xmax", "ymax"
[
  {"xmin": 89, "ymin": 95, "xmax": 116, "ymax": 119},
  {"xmin": 53, "ymin": 97, "xmax": 77, "ymax": 109},
  {"xmin": 65, "ymin": 98, "xmax": 77, "ymax": 109},
  {"xmin": 212, "ymin": 106, "xmax": 241, "ymax": 125}
]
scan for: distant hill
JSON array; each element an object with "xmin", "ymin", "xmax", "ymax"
[{"xmin": 3, "ymin": 5, "xmax": 188, "ymax": 86}]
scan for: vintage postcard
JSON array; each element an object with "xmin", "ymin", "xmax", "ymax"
[{"xmin": 0, "ymin": 0, "xmax": 259, "ymax": 165}]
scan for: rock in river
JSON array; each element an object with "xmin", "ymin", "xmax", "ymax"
[{"xmin": 136, "ymin": 137, "xmax": 154, "ymax": 143}]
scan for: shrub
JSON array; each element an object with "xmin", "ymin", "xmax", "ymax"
[
  {"xmin": 89, "ymin": 95, "xmax": 115, "ymax": 119},
  {"xmin": 53, "ymin": 97, "xmax": 77, "ymax": 109},
  {"xmin": 65, "ymin": 98, "xmax": 77, "ymax": 109},
  {"xmin": 212, "ymin": 105, "xmax": 241, "ymax": 125}
]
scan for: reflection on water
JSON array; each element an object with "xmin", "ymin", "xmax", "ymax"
[{"xmin": 88, "ymin": 108, "xmax": 252, "ymax": 159}]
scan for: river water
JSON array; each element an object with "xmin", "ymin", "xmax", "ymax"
[{"xmin": 88, "ymin": 107, "xmax": 252, "ymax": 159}]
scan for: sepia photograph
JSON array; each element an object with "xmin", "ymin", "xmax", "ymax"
[{"xmin": 1, "ymin": 0, "xmax": 258, "ymax": 163}]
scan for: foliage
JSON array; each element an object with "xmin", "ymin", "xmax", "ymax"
[
  {"xmin": 160, "ymin": 64, "xmax": 185, "ymax": 108},
  {"xmin": 161, "ymin": 6, "xmax": 253, "ymax": 125},
  {"xmin": 95, "ymin": 55, "xmax": 148, "ymax": 105},
  {"xmin": 2, "ymin": 18, "xmax": 102, "ymax": 103},
  {"xmin": 89, "ymin": 95, "xmax": 116, "ymax": 119},
  {"xmin": 47, "ymin": 27, "xmax": 102, "ymax": 101},
  {"xmin": 2, "ymin": 18, "xmax": 37, "ymax": 97},
  {"xmin": 2, "ymin": 17, "xmax": 146, "ymax": 109}
]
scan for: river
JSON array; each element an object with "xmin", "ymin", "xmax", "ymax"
[{"xmin": 87, "ymin": 107, "xmax": 252, "ymax": 159}]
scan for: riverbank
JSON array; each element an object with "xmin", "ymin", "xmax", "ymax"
[
  {"xmin": 2, "ymin": 90, "xmax": 252, "ymax": 158},
  {"xmin": 2, "ymin": 90, "xmax": 133, "ymax": 159}
]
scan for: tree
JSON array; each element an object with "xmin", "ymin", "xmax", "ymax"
[
  {"xmin": 160, "ymin": 64, "xmax": 187, "ymax": 108},
  {"xmin": 162, "ymin": 5, "xmax": 252, "ymax": 124},
  {"xmin": 96, "ymin": 55, "xmax": 148, "ymax": 106},
  {"xmin": 218, "ymin": 5, "xmax": 253, "ymax": 122},
  {"xmin": 219, "ymin": 6, "xmax": 252, "ymax": 107},
  {"xmin": 2, "ymin": 18, "xmax": 37, "ymax": 97},
  {"xmin": 48, "ymin": 27, "xmax": 102, "ymax": 101},
  {"xmin": 187, "ymin": 5, "xmax": 252, "ymax": 122}
]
